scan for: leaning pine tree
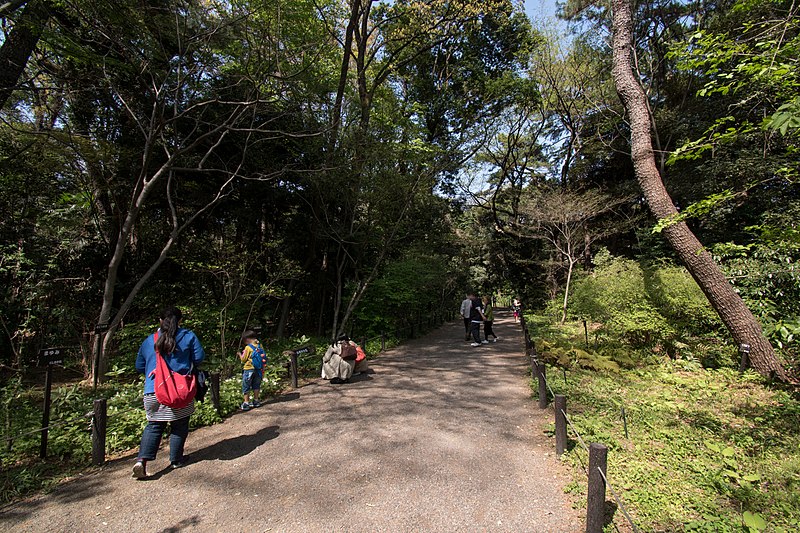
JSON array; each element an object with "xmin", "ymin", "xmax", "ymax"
[{"xmin": 610, "ymin": 0, "xmax": 787, "ymax": 381}]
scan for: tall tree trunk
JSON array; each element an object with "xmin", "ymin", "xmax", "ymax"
[
  {"xmin": 0, "ymin": 0, "xmax": 49, "ymax": 109},
  {"xmin": 583, "ymin": 227, "xmax": 592, "ymax": 270},
  {"xmin": 328, "ymin": 0, "xmax": 362, "ymax": 154},
  {"xmin": 611, "ymin": 0, "xmax": 786, "ymax": 380},
  {"xmin": 561, "ymin": 256, "xmax": 575, "ymax": 325}
]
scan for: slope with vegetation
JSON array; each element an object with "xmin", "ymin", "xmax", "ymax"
[{"xmin": 1, "ymin": 0, "xmax": 799, "ymax": 527}]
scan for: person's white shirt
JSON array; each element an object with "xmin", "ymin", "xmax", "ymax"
[{"xmin": 460, "ymin": 297, "xmax": 472, "ymax": 318}]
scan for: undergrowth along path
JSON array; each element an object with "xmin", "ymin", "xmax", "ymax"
[{"xmin": 0, "ymin": 310, "xmax": 581, "ymax": 532}]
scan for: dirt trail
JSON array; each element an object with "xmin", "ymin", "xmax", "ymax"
[{"xmin": 1, "ymin": 310, "xmax": 582, "ymax": 532}]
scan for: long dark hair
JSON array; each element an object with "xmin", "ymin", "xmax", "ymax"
[{"xmin": 156, "ymin": 306, "xmax": 182, "ymax": 355}]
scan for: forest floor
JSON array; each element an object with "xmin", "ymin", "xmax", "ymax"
[{"xmin": 0, "ymin": 310, "xmax": 582, "ymax": 532}]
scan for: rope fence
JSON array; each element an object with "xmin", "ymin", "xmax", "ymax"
[
  {"xmin": 520, "ymin": 313, "xmax": 640, "ymax": 533},
  {"xmin": 2, "ymin": 410, "xmax": 93, "ymax": 444}
]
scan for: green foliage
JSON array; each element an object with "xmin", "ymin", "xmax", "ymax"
[
  {"xmin": 645, "ymin": 264, "xmax": 723, "ymax": 335},
  {"xmin": 767, "ymin": 97, "xmax": 800, "ymax": 136},
  {"xmin": 569, "ymin": 250, "xmax": 722, "ymax": 354},
  {"xmin": 652, "ymin": 187, "xmax": 738, "ymax": 231},
  {"xmin": 711, "ymin": 212, "xmax": 800, "ymax": 371},
  {"xmin": 536, "ymin": 358, "xmax": 800, "ymax": 531},
  {"xmin": 351, "ymin": 250, "xmax": 461, "ymax": 338}
]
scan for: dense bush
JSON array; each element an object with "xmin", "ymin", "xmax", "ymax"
[
  {"xmin": 351, "ymin": 250, "xmax": 461, "ymax": 338},
  {"xmin": 569, "ymin": 249, "xmax": 725, "ymax": 360},
  {"xmin": 645, "ymin": 263, "xmax": 723, "ymax": 334},
  {"xmin": 570, "ymin": 250, "xmax": 672, "ymax": 347}
]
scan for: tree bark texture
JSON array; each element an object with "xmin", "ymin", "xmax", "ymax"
[
  {"xmin": 0, "ymin": 0, "xmax": 49, "ymax": 109},
  {"xmin": 610, "ymin": 0, "xmax": 786, "ymax": 380}
]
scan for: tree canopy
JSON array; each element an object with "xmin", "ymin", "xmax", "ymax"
[{"xmin": 1, "ymin": 0, "xmax": 798, "ymax": 381}]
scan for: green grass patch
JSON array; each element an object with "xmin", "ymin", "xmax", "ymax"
[{"xmin": 533, "ymin": 336, "xmax": 800, "ymax": 531}]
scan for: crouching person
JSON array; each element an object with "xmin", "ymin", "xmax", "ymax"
[{"xmin": 321, "ymin": 334, "xmax": 357, "ymax": 384}]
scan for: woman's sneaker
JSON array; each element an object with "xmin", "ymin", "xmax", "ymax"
[
  {"xmin": 240, "ymin": 402, "xmax": 251, "ymax": 411},
  {"xmin": 251, "ymin": 399, "xmax": 261, "ymax": 408},
  {"xmin": 132, "ymin": 460, "xmax": 147, "ymax": 479}
]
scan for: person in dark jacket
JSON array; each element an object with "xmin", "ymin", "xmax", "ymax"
[{"xmin": 469, "ymin": 295, "xmax": 487, "ymax": 346}]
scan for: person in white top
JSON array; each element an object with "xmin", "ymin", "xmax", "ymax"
[{"xmin": 460, "ymin": 293, "xmax": 473, "ymax": 341}]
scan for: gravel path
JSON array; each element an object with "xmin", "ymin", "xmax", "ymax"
[{"xmin": 1, "ymin": 310, "xmax": 582, "ymax": 532}]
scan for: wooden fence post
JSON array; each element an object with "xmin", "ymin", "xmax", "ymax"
[
  {"xmin": 91, "ymin": 398, "xmax": 107, "ymax": 466},
  {"xmin": 39, "ymin": 364, "xmax": 54, "ymax": 459},
  {"xmin": 536, "ymin": 362, "xmax": 548, "ymax": 408},
  {"xmin": 289, "ymin": 351, "xmax": 299, "ymax": 389},
  {"xmin": 210, "ymin": 373, "xmax": 221, "ymax": 414},
  {"xmin": 586, "ymin": 442, "xmax": 608, "ymax": 533},
  {"xmin": 555, "ymin": 395, "xmax": 567, "ymax": 455}
]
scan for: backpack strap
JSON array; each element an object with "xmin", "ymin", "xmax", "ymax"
[
  {"xmin": 150, "ymin": 329, "xmax": 192, "ymax": 375},
  {"xmin": 149, "ymin": 330, "xmax": 160, "ymax": 378}
]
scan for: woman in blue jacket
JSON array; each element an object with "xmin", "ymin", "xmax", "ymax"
[{"xmin": 132, "ymin": 306, "xmax": 205, "ymax": 479}]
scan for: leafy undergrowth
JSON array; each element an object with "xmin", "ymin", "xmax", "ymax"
[
  {"xmin": 0, "ymin": 374, "xmax": 250, "ymax": 505},
  {"xmin": 542, "ymin": 362, "xmax": 800, "ymax": 532},
  {"xmin": 0, "ymin": 333, "xmax": 406, "ymax": 505}
]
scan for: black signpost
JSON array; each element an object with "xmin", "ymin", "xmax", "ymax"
[
  {"xmin": 283, "ymin": 345, "xmax": 315, "ymax": 389},
  {"xmin": 739, "ymin": 343, "xmax": 751, "ymax": 373},
  {"xmin": 38, "ymin": 347, "xmax": 64, "ymax": 459}
]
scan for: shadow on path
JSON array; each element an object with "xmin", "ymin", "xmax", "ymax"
[
  {"xmin": 0, "ymin": 310, "xmax": 582, "ymax": 532},
  {"xmin": 191, "ymin": 424, "xmax": 280, "ymax": 462}
]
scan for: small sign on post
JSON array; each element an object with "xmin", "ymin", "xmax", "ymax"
[
  {"xmin": 282, "ymin": 345, "xmax": 315, "ymax": 389},
  {"xmin": 739, "ymin": 343, "xmax": 751, "ymax": 373},
  {"xmin": 38, "ymin": 347, "xmax": 64, "ymax": 459},
  {"xmin": 38, "ymin": 347, "xmax": 64, "ymax": 367}
]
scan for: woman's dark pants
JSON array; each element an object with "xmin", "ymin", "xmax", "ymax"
[{"xmin": 137, "ymin": 416, "xmax": 190, "ymax": 463}]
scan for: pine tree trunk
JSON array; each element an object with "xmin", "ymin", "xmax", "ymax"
[
  {"xmin": 611, "ymin": 0, "xmax": 786, "ymax": 380},
  {"xmin": 0, "ymin": 0, "xmax": 49, "ymax": 109}
]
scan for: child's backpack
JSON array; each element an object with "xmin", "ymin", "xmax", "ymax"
[{"xmin": 248, "ymin": 343, "xmax": 267, "ymax": 370}]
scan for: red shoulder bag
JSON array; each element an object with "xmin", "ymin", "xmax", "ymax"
[{"xmin": 150, "ymin": 330, "xmax": 196, "ymax": 408}]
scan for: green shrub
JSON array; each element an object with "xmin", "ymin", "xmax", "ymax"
[
  {"xmin": 645, "ymin": 264, "xmax": 722, "ymax": 335},
  {"xmin": 570, "ymin": 250, "xmax": 725, "ymax": 357},
  {"xmin": 351, "ymin": 251, "xmax": 458, "ymax": 338},
  {"xmin": 570, "ymin": 251, "xmax": 673, "ymax": 348}
]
